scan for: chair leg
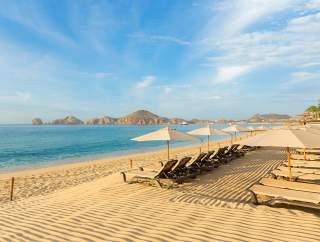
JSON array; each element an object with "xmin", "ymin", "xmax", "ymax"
[
  {"xmin": 247, "ymin": 189, "xmax": 258, "ymax": 205},
  {"xmin": 121, "ymin": 172, "xmax": 127, "ymax": 182}
]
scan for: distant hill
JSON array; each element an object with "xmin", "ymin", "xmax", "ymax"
[
  {"xmin": 33, "ymin": 110, "xmax": 210, "ymax": 125},
  {"xmin": 248, "ymin": 113, "xmax": 291, "ymax": 122},
  {"xmin": 51, "ymin": 116, "xmax": 84, "ymax": 125}
]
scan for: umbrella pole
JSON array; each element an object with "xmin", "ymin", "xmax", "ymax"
[
  {"xmin": 286, "ymin": 147, "xmax": 292, "ymax": 181},
  {"xmin": 304, "ymin": 148, "xmax": 307, "ymax": 160},
  {"xmin": 167, "ymin": 140, "xmax": 170, "ymax": 160},
  {"xmin": 207, "ymin": 135, "xmax": 210, "ymax": 152}
]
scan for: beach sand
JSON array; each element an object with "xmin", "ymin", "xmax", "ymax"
[{"xmin": 0, "ymin": 140, "xmax": 320, "ymax": 241}]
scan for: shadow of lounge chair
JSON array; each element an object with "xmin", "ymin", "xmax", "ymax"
[
  {"xmin": 248, "ymin": 178, "xmax": 320, "ymax": 209},
  {"xmin": 121, "ymin": 159, "xmax": 178, "ymax": 187}
]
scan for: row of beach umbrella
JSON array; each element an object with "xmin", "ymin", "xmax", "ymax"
[
  {"xmin": 131, "ymin": 124, "xmax": 320, "ymax": 181},
  {"xmin": 132, "ymin": 124, "xmax": 265, "ymax": 159}
]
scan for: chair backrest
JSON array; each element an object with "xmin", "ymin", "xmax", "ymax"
[
  {"xmin": 202, "ymin": 150, "xmax": 215, "ymax": 162},
  {"xmin": 231, "ymin": 144, "xmax": 240, "ymax": 151},
  {"xmin": 157, "ymin": 159, "xmax": 178, "ymax": 177},
  {"xmin": 171, "ymin": 156, "xmax": 192, "ymax": 172},
  {"xmin": 208, "ymin": 149, "xmax": 220, "ymax": 160},
  {"xmin": 216, "ymin": 147, "xmax": 228, "ymax": 157},
  {"xmin": 187, "ymin": 153, "xmax": 207, "ymax": 167}
]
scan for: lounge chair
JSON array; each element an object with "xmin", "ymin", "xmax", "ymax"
[
  {"xmin": 121, "ymin": 159, "xmax": 178, "ymax": 187},
  {"xmin": 210, "ymin": 146, "xmax": 230, "ymax": 164},
  {"xmin": 166, "ymin": 156, "xmax": 194, "ymax": 181},
  {"xmin": 271, "ymin": 169, "xmax": 320, "ymax": 183},
  {"xmin": 296, "ymin": 148, "xmax": 320, "ymax": 155},
  {"xmin": 277, "ymin": 166, "xmax": 320, "ymax": 175},
  {"xmin": 291, "ymin": 154, "xmax": 320, "ymax": 161},
  {"xmin": 248, "ymin": 184, "xmax": 320, "ymax": 209},
  {"xmin": 188, "ymin": 151, "xmax": 217, "ymax": 172},
  {"xmin": 222, "ymin": 145, "xmax": 239, "ymax": 161},
  {"xmin": 283, "ymin": 159, "xmax": 320, "ymax": 169},
  {"xmin": 259, "ymin": 177, "xmax": 320, "ymax": 193}
]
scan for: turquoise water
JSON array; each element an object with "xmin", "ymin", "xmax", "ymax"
[{"xmin": 0, "ymin": 124, "xmax": 271, "ymax": 171}]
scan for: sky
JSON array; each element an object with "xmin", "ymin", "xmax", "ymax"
[{"xmin": 0, "ymin": 0, "xmax": 320, "ymax": 123}]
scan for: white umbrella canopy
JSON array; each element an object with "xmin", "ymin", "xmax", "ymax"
[
  {"xmin": 222, "ymin": 125, "xmax": 251, "ymax": 142},
  {"xmin": 187, "ymin": 125, "xmax": 228, "ymax": 136},
  {"xmin": 131, "ymin": 127, "xmax": 200, "ymax": 159},
  {"xmin": 237, "ymin": 129, "xmax": 320, "ymax": 181},
  {"xmin": 237, "ymin": 129, "xmax": 320, "ymax": 148},
  {"xmin": 187, "ymin": 125, "xmax": 229, "ymax": 151},
  {"xmin": 222, "ymin": 125, "xmax": 251, "ymax": 133},
  {"xmin": 254, "ymin": 125, "xmax": 269, "ymax": 131}
]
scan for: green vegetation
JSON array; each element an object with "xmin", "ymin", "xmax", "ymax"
[{"xmin": 306, "ymin": 105, "xmax": 320, "ymax": 112}]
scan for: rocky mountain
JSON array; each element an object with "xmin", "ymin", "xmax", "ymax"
[
  {"xmin": 33, "ymin": 110, "xmax": 212, "ymax": 125},
  {"xmin": 249, "ymin": 113, "xmax": 291, "ymax": 122},
  {"xmin": 32, "ymin": 118, "xmax": 43, "ymax": 125},
  {"xmin": 86, "ymin": 116, "xmax": 117, "ymax": 125},
  {"xmin": 51, "ymin": 116, "xmax": 84, "ymax": 125}
]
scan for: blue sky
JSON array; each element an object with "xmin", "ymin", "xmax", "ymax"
[{"xmin": 0, "ymin": 0, "xmax": 320, "ymax": 123}]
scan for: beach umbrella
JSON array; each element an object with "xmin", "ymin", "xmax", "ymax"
[
  {"xmin": 187, "ymin": 125, "xmax": 229, "ymax": 152},
  {"xmin": 131, "ymin": 127, "xmax": 200, "ymax": 159},
  {"xmin": 222, "ymin": 125, "xmax": 251, "ymax": 143},
  {"xmin": 237, "ymin": 129, "xmax": 320, "ymax": 181},
  {"xmin": 222, "ymin": 125, "xmax": 251, "ymax": 135},
  {"xmin": 254, "ymin": 125, "xmax": 269, "ymax": 131}
]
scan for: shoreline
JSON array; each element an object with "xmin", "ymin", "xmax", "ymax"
[
  {"xmin": 0, "ymin": 132, "xmax": 245, "ymax": 179},
  {"xmin": 0, "ymin": 133, "xmax": 251, "ymax": 203}
]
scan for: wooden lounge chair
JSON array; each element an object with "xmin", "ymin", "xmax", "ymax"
[
  {"xmin": 271, "ymin": 169, "xmax": 320, "ymax": 183},
  {"xmin": 277, "ymin": 166, "xmax": 320, "ymax": 175},
  {"xmin": 211, "ymin": 146, "xmax": 230, "ymax": 164},
  {"xmin": 186, "ymin": 153, "xmax": 207, "ymax": 168},
  {"xmin": 248, "ymin": 184, "xmax": 320, "ymax": 209},
  {"xmin": 296, "ymin": 148, "xmax": 320, "ymax": 155},
  {"xmin": 166, "ymin": 156, "xmax": 193, "ymax": 181},
  {"xmin": 291, "ymin": 154, "xmax": 320, "ymax": 161},
  {"xmin": 283, "ymin": 159, "xmax": 320, "ymax": 169},
  {"xmin": 121, "ymin": 159, "xmax": 178, "ymax": 187},
  {"xmin": 259, "ymin": 177, "xmax": 320, "ymax": 193},
  {"xmin": 187, "ymin": 151, "xmax": 215, "ymax": 170}
]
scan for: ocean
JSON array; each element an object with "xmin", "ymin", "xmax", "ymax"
[{"xmin": 0, "ymin": 124, "xmax": 272, "ymax": 172}]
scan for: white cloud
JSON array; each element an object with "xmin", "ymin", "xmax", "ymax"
[
  {"xmin": 129, "ymin": 33, "xmax": 191, "ymax": 46},
  {"xmin": 292, "ymin": 71, "xmax": 318, "ymax": 80},
  {"xmin": 305, "ymin": 0, "xmax": 320, "ymax": 9},
  {"xmin": 136, "ymin": 75, "xmax": 156, "ymax": 89},
  {"xmin": 0, "ymin": 92, "xmax": 31, "ymax": 103},
  {"xmin": 206, "ymin": 0, "xmax": 293, "ymax": 37},
  {"xmin": 216, "ymin": 65, "xmax": 253, "ymax": 83},
  {"xmin": 164, "ymin": 87, "xmax": 172, "ymax": 94},
  {"xmin": 0, "ymin": 1, "xmax": 74, "ymax": 45}
]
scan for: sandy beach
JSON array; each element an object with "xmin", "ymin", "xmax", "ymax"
[{"xmin": 0, "ymin": 138, "xmax": 320, "ymax": 241}]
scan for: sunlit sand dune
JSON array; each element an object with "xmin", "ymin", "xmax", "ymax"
[{"xmin": 1, "ymin": 148, "xmax": 319, "ymax": 241}]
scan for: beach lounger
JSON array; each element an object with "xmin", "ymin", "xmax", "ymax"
[
  {"xmin": 291, "ymin": 154, "xmax": 320, "ymax": 161},
  {"xmin": 248, "ymin": 184, "xmax": 320, "ymax": 209},
  {"xmin": 166, "ymin": 156, "xmax": 194, "ymax": 181},
  {"xmin": 277, "ymin": 166, "xmax": 320, "ymax": 175},
  {"xmin": 223, "ymin": 145, "xmax": 239, "ymax": 161},
  {"xmin": 189, "ymin": 151, "xmax": 217, "ymax": 172},
  {"xmin": 259, "ymin": 177, "xmax": 320, "ymax": 193},
  {"xmin": 121, "ymin": 159, "xmax": 178, "ymax": 187},
  {"xmin": 271, "ymin": 169, "xmax": 320, "ymax": 183},
  {"xmin": 207, "ymin": 147, "xmax": 229, "ymax": 164},
  {"xmin": 283, "ymin": 159, "xmax": 320, "ymax": 169},
  {"xmin": 296, "ymin": 148, "xmax": 320, "ymax": 155}
]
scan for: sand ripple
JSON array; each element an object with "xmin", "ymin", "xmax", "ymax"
[{"xmin": 0, "ymin": 148, "xmax": 320, "ymax": 241}]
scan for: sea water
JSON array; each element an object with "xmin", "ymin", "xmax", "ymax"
[{"xmin": 0, "ymin": 124, "xmax": 273, "ymax": 171}]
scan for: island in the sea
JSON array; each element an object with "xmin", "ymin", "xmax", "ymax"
[{"xmin": 32, "ymin": 110, "xmax": 291, "ymax": 125}]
